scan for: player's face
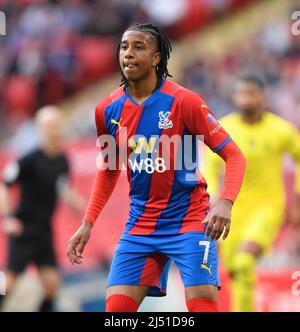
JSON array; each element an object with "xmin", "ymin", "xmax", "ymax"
[
  {"xmin": 119, "ymin": 30, "xmax": 161, "ymax": 82},
  {"xmin": 233, "ymin": 81, "xmax": 265, "ymax": 115},
  {"xmin": 39, "ymin": 112, "xmax": 63, "ymax": 147}
]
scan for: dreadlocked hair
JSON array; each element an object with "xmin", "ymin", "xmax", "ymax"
[{"xmin": 116, "ymin": 22, "xmax": 173, "ymax": 89}]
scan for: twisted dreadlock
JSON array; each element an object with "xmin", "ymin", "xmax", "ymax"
[{"xmin": 116, "ymin": 22, "xmax": 173, "ymax": 89}]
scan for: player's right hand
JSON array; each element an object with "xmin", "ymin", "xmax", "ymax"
[
  {"xmin": 1, "ymin": 217, "xmax": 23, "ymax": 237},
  {"xmin": 202, "ymin": 198, "xmax": 232, "ymax": 241},
  {"xmin": 67, "ymin": 221, "xmax": 93, "ymax": 265}
]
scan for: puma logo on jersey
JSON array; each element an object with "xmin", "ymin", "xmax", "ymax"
[
  {"xmin": 111, "ymin": 118, "xmax": 123, "ymax": 127},
  {"xmin": 201, "ymin": 264, "xmax": 212, "ymax": 275},
  {"xmin": 158, "ymin": 111, "xmax": 173, "ymax": 129}
]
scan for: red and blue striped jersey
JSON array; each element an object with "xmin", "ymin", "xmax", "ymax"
[{"xmin": 95, "ymin": 79, "xmax": 231, "ymax": 235}]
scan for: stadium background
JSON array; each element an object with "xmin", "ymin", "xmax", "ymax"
[{"xmin": 0, "ymin": 0, "xmax": 300, "ymax": 311}]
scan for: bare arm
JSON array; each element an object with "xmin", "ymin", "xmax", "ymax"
[
  {"xmin": 0, "ymin": 183, "xmax": 12, "ymax": 217},
  {"xmin": 0, "ymin": 183, "xmax": 23, "ymax": 236},
  {"xmin": 57, "ymin": 177, "xmax": 85, "ymax": 214}
]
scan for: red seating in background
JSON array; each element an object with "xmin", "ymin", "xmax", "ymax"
[
  {"xmin": 170, "ymin": 0, "xmax": 213, "ymax": 38},
  {"xmin": 0, "ymin": 0, "xmax": 258, "ymax": 120},
  {"xmin": 2, "ymin": 37, "xmax": 117, "ymax": 118},
  {"xmin": 4, "ymin": 75, "xmax": 37, "ymax": 120},
  {"xmin": 42, "ymin": 71, "xmax": 65, "ymax": 105},
  {"xmin": 74, "ymin": 37, "xmax": 116, "ymax": 88}
]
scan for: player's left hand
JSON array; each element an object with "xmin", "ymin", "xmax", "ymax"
[{"xmin": 202, "ymin": 198, "xmax": 233, "ymax": 241}]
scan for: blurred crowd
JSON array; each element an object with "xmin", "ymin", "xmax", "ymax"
[
  {"xmin": 184, "ymin": 16, "xmax": 300, "ymax": 126},
  {"xmin": 0, "ymin": 0, "xmax": 256, "ymax": 140}
]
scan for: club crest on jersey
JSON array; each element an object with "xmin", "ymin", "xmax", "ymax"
[
  {"xmin": 207, "ymin": 113, "xmax": 218, "ymax": 126},
  {"xmin": 158, "ymin": 111, "xmax": 173, "ymax": 129}
]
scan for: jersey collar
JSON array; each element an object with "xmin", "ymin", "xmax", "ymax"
[{"xmin": 125, "ymin": 79, "xmax": 166, "ymax": 107}]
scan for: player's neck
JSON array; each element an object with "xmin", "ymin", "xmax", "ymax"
[
  {"xmin": 127, "ymin": 73, "xmax": 159, "ymax": 105},
  {"xmin": 241, "ymin": 109, "xmax": 264, "ymax": 124}
]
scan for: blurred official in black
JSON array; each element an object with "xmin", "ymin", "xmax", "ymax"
[{"xmin": 0, "ymin": 106, "xmax": 84, "ymax": 312}]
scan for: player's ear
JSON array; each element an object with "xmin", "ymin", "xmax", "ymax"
[{"xmin": 152, "ymin": 52, "xmax": 161, "ymax": 67}]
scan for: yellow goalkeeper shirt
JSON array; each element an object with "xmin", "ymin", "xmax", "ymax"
[{"xmin": 204, "ymin": 111, "xmax": 300, "ymax": 208}]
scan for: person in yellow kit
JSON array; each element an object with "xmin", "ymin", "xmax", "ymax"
[{"xmin": 204, "ymin": 73, "xmax": 300, "ymax": 312}]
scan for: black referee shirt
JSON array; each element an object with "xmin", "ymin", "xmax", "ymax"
[{"xmin": 3, "ymin": 148, "xmax": 69, "ymax": 230}]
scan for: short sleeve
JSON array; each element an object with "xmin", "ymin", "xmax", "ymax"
[
  {"xmin": 2, "ymin": 154, "xmax": 32, "ymax": 186},
  {"xmin": 181, "ymin": 91, "xmax": 231, "ymax": 153}
]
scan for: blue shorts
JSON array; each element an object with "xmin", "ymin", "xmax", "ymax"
[{"xmin": 107, "ymin": 231, "xmax": 220, "ymax": 297}]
